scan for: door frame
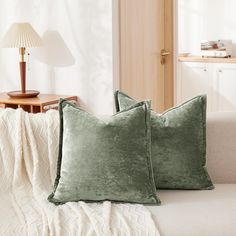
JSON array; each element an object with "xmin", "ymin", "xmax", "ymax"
[
  {"xmin": 173, "ymin": 0, "xmax": 178, "ymax": 106},
  {"xmin": 112, "ymin": 0, "xmax": 121, "ymax": 94},
  {"xmin": 164, "ymin": 0, "xmax": 174, "ymax": 109},
  {"xmin": 112, "ymin": 0, "xmax": 178, "ymax": 109}
]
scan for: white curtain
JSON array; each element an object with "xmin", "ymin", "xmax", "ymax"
[{"xmin": 0, "ymin": 0, "xmax": 113, "ymax": 115}]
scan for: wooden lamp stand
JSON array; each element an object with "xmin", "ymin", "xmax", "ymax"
[{"xmin": 7, "ymin": 47, "xmax": 40, "ymax": 99}]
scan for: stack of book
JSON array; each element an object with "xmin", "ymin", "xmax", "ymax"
[
  {"xmin": 200, "ymin": 40, "xmax": 232, "ymax": 58},
  {"xmin": 201, "ymin": 41, "xmax": 215, "ymax": 50}
]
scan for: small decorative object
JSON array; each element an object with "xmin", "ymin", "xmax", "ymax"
[
  {"xmin": 200, "ymin": 40, "xmax": 232, "ymax": 58},
  {"xmin": 0, "ymin": 23, "xmax": 43, "ymax": 98}
]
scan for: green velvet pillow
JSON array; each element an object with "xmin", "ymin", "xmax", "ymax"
[
  {"xmin": 48, "ymin": 99, "xmax": 160, "ymax": 205},
  {"xmin": 115, "ymin": 91, "xmax": 214, "ymax": 190}
]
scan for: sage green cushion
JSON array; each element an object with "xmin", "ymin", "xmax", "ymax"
[
  {"xmin": 48, "ymin": 100, "xmax": 160, "ymax": 205},
  {"xmin": 115, "ymin": 91, "xmax": 214, "ymax": 190}
]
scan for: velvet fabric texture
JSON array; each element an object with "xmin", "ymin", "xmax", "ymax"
[
  {"xmin": 115, "ymin": 91, "xmax": 214, "ymax": 190},
  {"xmin": 48, "ymin": 100, "xmax": 160, "ymax": 205}
]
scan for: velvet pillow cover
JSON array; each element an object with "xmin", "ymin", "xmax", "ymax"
[
  {"xmin": 48, "ymin": 99, "xmax": 160, "ymax": 205},
  {"xmin": 115, "ymin": 91, "xmax": 214, "ymax": 190}
]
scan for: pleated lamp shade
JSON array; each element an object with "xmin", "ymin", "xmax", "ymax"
[{"xmin": 0, "ymin": 22, "xmax": 43, "ymax": 48}]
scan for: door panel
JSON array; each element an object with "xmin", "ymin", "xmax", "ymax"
[{"xmin": 119, "ymin": 0, "xmax": 173, "ymax": 112}]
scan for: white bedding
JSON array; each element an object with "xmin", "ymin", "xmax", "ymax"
[{"xmin": 0, "ymin": 108, "xmax": 160, "ymax": 236}]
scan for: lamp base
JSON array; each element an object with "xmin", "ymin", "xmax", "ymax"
[{"xmin": 7, "ymin": 90, "xmax": 40, "ymax": 99}]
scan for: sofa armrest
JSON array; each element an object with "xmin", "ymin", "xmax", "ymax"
[{"xmin": 206, "ymin": 112, "xmax": 236, "ymax": 184}]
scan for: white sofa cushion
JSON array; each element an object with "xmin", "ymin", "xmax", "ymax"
[{"xmin": 148, "ymin": 184, "xmax": 236, "ymax": 236}]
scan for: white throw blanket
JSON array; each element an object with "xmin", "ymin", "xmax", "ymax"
[{"xmin": 0, "ymin": 108, "xmax": 160, "ymax": 236}]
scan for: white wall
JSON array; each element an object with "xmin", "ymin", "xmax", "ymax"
[
  {"xmin": 0, "ymin": 0, "xmax": 113, "ymax": 115},
  {"xmin": 178, "ymin": 0, "xmax": 236, "ymax": 56}
]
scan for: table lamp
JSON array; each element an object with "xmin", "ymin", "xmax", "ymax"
[{"xmin": 0, "ymin": 23, "xmax": 43, "ymax": 98}]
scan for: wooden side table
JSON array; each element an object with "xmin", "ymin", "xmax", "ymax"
[{"xmin": 0, "ymin": 93, "xmax": 77, "ymax": 113}]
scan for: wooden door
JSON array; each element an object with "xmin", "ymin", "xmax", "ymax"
[{"xmin": 118, "ymin": 0, "xmax": 173, "ymax": 112}]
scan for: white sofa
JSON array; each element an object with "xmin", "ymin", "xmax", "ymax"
[
  {"xmin": 1, "ymin": 109, "xmax": 235, "ymax": 235},
  {"xmin": 148, "ymin": 112, "xmax": 236, "ymax": 236}
]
